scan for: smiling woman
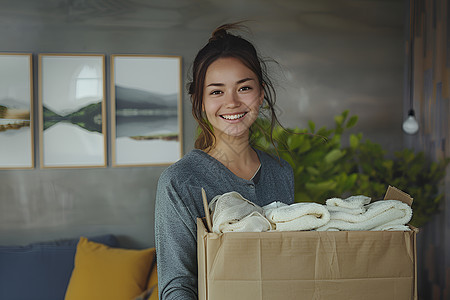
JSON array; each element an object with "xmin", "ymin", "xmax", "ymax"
[
  {"xmin": 202, "ymin": 57, "xmax": 264, "ymax": 143},
  {"xmin": 155, "ymin": 23, "xmax": 295, "ymax": 300}
]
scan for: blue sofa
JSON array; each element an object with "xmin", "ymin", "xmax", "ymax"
[{"xmin": 0, "ymin": 234, "xmax": 118, "ymax": 300}]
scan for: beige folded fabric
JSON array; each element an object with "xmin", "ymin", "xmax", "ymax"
[
  {"xmin": 371, "ymin": 224, "xmax": 411, "ymax": 231},
  {"xmin": 263, "ymin": 201, "xmax": 330, "ymax": 231},
  {"xmin": 215, "ymin": 211, "xmax": 272, "ymax": 233},
  {"xmin": 325, "ymin": 195, "xmax": 371, "ymax": 215},
  {"xmin": 209, "ymin": 191, "xmax": 270, "ymax": 233},
  {"xmin": 317, "ymin": 200, "xmax": 412, "ymax": 231}
]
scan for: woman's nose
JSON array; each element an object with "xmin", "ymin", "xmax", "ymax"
[{"xmin": 224, "ymin": 91, "xmax": 240, "ymax": 107}]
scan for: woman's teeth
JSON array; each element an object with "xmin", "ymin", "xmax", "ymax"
[{"xmin": 221, "ymin": 113, "xmax": 246, "ymax": 120}]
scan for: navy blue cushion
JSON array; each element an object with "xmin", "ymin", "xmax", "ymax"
[{"xmin": 0, "ymin": 234, "xmax": 118, "ymax": 300}]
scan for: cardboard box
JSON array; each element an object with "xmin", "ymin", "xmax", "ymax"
[{"xmin": 197, "ymin": 186, "xmax": 418, "ymax": 300}]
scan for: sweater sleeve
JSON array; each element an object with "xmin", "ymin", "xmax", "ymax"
[
  {"xmin": 287, "ymin": 162, "xmax": 295, "ymax": 203},
  {"xmin": 155, "ymin": 170, "xmax": 198, "ymax": 300}
]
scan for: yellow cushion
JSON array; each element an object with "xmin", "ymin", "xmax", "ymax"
[
  {"xmin": 64, "ymin": 237, "xmax": 155, "ymax": 300},
  {"xmin": 147, "ymin": 262, "xmax": 158, "ymax": 300},
  {"xmin": 134, "ymin": 256, "xmax": 159, "ymax": 300}
]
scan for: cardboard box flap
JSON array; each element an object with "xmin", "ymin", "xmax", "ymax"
[
  {"xmin": 201, "ymin": 188, "xmax": 213, "ymax": 232},
  {"xmin": 197, "ymin": 218, "xmax": 208, "ymax": 300},
  {"xmin": 384, "ymin": 185, "xmax": 413, "ymax": 207}
]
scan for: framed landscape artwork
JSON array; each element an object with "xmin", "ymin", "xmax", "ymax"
[
  {"xmin": 39, "ymin": 54, "xmax": 106, "ymax": 168},
  {"xmin": 111, "ymin": 55, "xmax": 182, "ymax": 166},
  {"xmin": 0, "ymin": 53, "xmax": 34, "ymax": 169}
]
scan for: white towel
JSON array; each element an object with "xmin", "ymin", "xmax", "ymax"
[
  {"xmin": 317, "ymin": 200, "xmax": 412, "ymax": 231},
  {"xmin": 263, "ymin": 201, "xmax": 330, "ymax": 231},
  {"xmin": 371, "ymin": 224, "xmax": 411, "ymax": 231},
  {"xmin": 209, "ymin": 191, "xmax": 270, "ymax": 233},
  {"xmin": 215, "ymin": 211, "xmax": 272, "ymax": 233},
  {"xmin": 327, "ymin": 206, "xmax": 366, "ymax": 215},
  {"xmin": 326, "ymin": 195, "xmax": 371, "ymax": 215}
]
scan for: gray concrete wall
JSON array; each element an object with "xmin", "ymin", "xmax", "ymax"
[{"xmin": 0, "ymin": 0, "xmax": 405, "ymax": 248}]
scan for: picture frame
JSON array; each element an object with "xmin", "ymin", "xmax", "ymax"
[
  {"xmin": 0, "ymin": 53, "xmax": 34, "ymax": 169},
  {"xmin": 38, "ymin": 54, "xmax": 107, "ymax": 168},
  {"xmin": 111, "ymin": 55, "xmax": 183, "ymax": 167}
]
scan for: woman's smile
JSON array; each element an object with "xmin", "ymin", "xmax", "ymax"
[{"xmin": 220, "ymin": 112, "xmax": 248, "ymax": 121}]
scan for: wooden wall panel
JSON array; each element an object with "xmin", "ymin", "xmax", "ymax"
[{"xmin": 409, "ymin": 0, "xmax": 450, "ymax": 299}]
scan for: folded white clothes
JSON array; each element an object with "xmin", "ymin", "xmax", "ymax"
[
  {"xmin": 326, "ymin": 206, "xmax": 366, "ymax": 215},
  {"xmin": 263, "ymin": 201, "xmax": 330, "ymax": 231},
  {"xmin": 371, "ymin": 224, "xmax": 411, "ymax": 231},
  {"xmin": 316, "ymin": 200, "xmax": 412, "ymax": 231},
  {"xmin": 214, "ymin": 211, "xmax": 272, "ymax": 233},
  {"xmin": 209, "ymin": 191, "xmax": 270, "ymax": 234},
  {"xmin": 208, "ymin": 192, "xmax": 412, "ymax": 233},
  {"xmin": 325, "ymin": 195, "xmax": 371, "ymax": 215}
]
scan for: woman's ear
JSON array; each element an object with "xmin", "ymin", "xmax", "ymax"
[{"xmin": 259, "ymin": 88, "xmax": 265, "ymax": 106}]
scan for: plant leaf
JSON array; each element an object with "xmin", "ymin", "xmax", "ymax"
[
  {"xmin": 346, "ymin": 115, "xmax": 358, "ymax": 128},
  {"xmin": 324, "ymin": 149, "xmax": 344, "ymax": 164}
]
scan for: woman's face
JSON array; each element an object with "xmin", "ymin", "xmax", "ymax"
[{"xmin": 202, "ymin": 57, "xmax": 264, "ymax": 140}]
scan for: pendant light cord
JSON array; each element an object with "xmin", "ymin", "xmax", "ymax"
[{"xmin": 408, "ymin": 0, "xmax": 415, "ymax": 115}]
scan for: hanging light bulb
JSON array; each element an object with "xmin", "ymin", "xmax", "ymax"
[
  {"xmin": 402, "ymin": 109, "xmax": 419, "ymax": 134},
  {"xmin": 403, "ymin": 0, "xmax": 419, "ymax": 135}
]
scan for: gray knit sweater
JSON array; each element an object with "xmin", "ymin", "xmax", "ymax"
[{"xmin": 155, "ymin": 149, "xmax": 295, "ymax": 300}]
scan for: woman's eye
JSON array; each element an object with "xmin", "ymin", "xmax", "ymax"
[
  {"xmin": 210, "ymin": 90, "xmax": 222, "ymax": 95},
  {"xmin": 239, "ymin": 86, "xmax": 252, "ymax": 92}
]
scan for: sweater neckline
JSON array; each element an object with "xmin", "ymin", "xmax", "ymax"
[{"xmin": 191, "ymin": 148, "xmax": 263, "ymax": 184}]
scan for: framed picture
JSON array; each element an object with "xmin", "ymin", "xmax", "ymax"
[
  {"xmin": 0, "ymin": 53, "xmax": 34, "ymax": 169},
  {"xmin": 39, "ymin": 54, "xmax": 106, "ymax": 168},
  {"xmin": 111, "ymin": 55, "xmax": 182, "ymax": 166}
]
